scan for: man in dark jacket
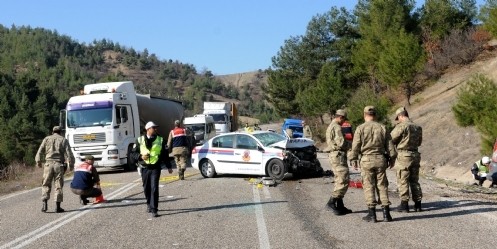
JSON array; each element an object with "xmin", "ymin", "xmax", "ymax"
[
  {"xmin": 132, "ymin": 121, "xmax": 173, "ymax": 218},
  {"xmin": 70, "ymin": 155, "xmax": 102, "ymax": 205}
]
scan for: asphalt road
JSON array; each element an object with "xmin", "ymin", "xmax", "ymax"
[{"xmin": 1, "ymin": 153, "xmax": 497, "ymax": 249}]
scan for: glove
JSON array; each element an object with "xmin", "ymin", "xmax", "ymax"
[{"xmin": 36, "ymin": 161, "xmax": 42, "ymax": 168}]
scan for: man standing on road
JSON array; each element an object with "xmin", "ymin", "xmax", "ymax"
[
  {"xmin": 168, "ymin": 120, "xmax": 189, "ymax": 180},
  {"xmin": 70, "ymin": 155, "xmax": 102, "ymax": 205},
  {"xmin": 132, "ymin": 121, "xmax": 173, "ymax": 218},
  {"xmin": 350, "ymin": 106, "xmax": 397, "ymax": 222},
  {"xmin": 303, "ymin": 120, "xmax": 313, "ymax": 139},
  {"xmin": 35, "ymin": 126, "xmax": 74, "ymax": 213},
  {"xmin": 391, "ymin": 107, "xmax": 423, "ymax": 212},
  {"xmin": 325, "ymin": 109, "xmax": 353, "ymax": 215}
]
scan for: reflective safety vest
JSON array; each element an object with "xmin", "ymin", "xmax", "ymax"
[
  {"xmin": 138, "ymin": 136, "xmax": 163, "ymax": 165},
  {"xmin": 171, "ymin": 127, "xmax": 188, "ymax": 147},
  {"xmin": 474, "ymin": 160, "xmax": 490, "ymax": 174}
]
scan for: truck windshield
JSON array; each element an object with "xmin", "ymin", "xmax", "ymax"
[
  {"xmin": 210, "ymin": 114, "xmax": 227, "ymax": 124},
  {"xmin": 67, "ymin": 108, "xmax": 113, "ymax": 128},
  {"xmin": 289, "ymin": 126, "xmax": 304, "ymax": 133},
  {"xmin": 185, "ymin": 124, "xmax": 205, "ymax": 133}
]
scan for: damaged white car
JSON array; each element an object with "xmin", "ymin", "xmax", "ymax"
[{"xmin": 190, "ymin": 131, "xmax": 323, "ymax": 180}]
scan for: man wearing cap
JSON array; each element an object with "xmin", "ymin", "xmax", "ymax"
[
  {"xmin": 325, "ymin": 109, "xmax": 353, "ymax": 215},
  {"xmin": 132, "ymin": 121, "xmax": 173, "ymax": 218},
  {"xmin": 391, "ymin": 107, "xmax": 423, "ymax": 212},
  {"xmin": 168, "ymin": 120, "xmax": 189, "ymax": 180},
  {"xmin": 350, "ymin": 106, "xmax": 397, "ymax": 222},
  {"xmin": 35, "ymin": 126, "xmax": 74, "ymax": 213},
  {"xmin": 303, "ymin": 120, "xmax": 313, "ymax": 139},
  {"xmin": 70, "ymin": 155, "xmax": 102, "ymax": 205}
]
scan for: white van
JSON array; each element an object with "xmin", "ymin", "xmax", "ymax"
[{"xmin": 184, "ymin": 114, "xmax": 216, "ymax": 145}]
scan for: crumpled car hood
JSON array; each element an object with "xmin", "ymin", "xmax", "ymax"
[{"xmin": 269, "ymin": 138, "xmax": 315, "ymax": 149}]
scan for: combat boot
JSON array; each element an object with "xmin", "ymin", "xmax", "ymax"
[
  {"xmin": 55, "ymin": 202, "xmax": 65, "ymax": 213},
  {"xmin": 326, "ymin": 197, "xmax": 344, "ymax": 215},
  {"xmin": 362, "ymin": 207, "xmax": 377, "ymax": 222},
  {"xmin": 395, "ymin": 201, "xmax": 409, "ymax": 213},
  {"xmin": 180, "ymin": 168, "xmax": 185, "ymax": 180},
  {"xmin": 336, "ymin": 198, "xmax": 352, "ymax": 214},
  {"xmin": 382, "ymin": 206, "xmax": 393, "ymax": 222},
  {"xmin": 414, "ymin": 201, "xmax": 423, "ymax": 212},
  {"xmin": 41, "ymin": 200, "xmax": 48, "ymax": 213}
]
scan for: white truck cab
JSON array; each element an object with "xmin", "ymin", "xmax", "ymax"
[{"xmin": 184, "ymin": 114, "xmax": 215, "ymax": 145}]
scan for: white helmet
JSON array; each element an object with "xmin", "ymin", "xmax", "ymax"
[{"xmin": 482, "ymin": 156, "xmax": 491, "ymax": 164}]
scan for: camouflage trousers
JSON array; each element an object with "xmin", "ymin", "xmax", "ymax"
[
  {"xmin": 329, "ymin": 151, "xmax": 349, "ymax": 198},
  {"xmin": 360, "ymin": 155, "xmax": 390, "ymax": 207},
  {"xmin": 172, "ymin": 146, "xmax": 189, "ymax": 170},
  {"xmin": 41, "ymin": 161, "xmax": 65, "ymax": 202},
  {"xmin": 395, "ymin": 151, "xmax": 422, "ymax": 202}
]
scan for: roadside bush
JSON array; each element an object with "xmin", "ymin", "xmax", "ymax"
[{"xmin": 453, "ymin": 74, "xmax": 497, "ymax": 154}]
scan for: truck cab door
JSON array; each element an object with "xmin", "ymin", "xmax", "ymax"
[{"xmin": 115, "ymin": 105, "xmax": 133, "ymax": 140}]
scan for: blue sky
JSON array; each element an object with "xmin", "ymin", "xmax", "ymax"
[{"xmin": 0, "ymin": 0, "xmax": 487, "ymax": 75}]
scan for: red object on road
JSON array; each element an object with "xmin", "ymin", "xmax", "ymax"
[
  {"xmin": 349, "ymin": 179, "xmax": 363, "ymax": 188},
  {"xmin": 94, "ymin": 193, "xmax": 106, "ymax": 204}
]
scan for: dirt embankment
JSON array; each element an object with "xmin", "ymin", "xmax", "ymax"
[{"xmin": 403, "ymin": 49, "xmax": 497, "ymax": 185}]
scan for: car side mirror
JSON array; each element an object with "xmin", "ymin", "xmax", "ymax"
[{"xmin": 257, "ymin": 145, "xmax": 265, "ymax": 152}]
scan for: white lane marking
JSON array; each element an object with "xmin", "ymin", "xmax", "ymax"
[
  {"xmin": 0, "ymin": 181, "xmax": 140, "ymax": 249},
  {"xmin": 440, "ymin": 197, "xmax": 497, "ymax": 221},
  {"xmin": 263, "ymin": 186, "xmax": 271, "ymax": 199},
  {"xmin": 253, "ymin": 185, "xmax": 271, "ymax": 249}
]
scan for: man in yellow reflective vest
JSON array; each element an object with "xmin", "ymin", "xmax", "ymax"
[{"xmin": 132, "ymin": 121, "xmax": 173, "ymax": 218}]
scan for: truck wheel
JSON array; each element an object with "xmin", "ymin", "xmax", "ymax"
[
  {"xmin": 267, "ymin": 159, "xmax": 286, "ymax": 181},
  {"xmin": 200, "ymin": 159, "xmax": 216, "ymax": 178},
  {"xmin": 124, "ymin": 145, "xmax": 137, "ymax": 172}
]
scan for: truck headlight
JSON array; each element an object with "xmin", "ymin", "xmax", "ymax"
[{"xmin": 108, "ymin": 149, "xmax": 118, "ymax": 155}]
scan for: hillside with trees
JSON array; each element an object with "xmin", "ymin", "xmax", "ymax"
[
  {"xmin": 3, "ymin": 0, "xmax": 497, "ymax": 184},
  {"xmin": 0, "ymin": 25, "xmax": 276, "ymax": 171}
]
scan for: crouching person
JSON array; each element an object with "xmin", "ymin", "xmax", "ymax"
[{"xmin": 71, "ymin": 155, "xmax": 102, "ymax": 205}]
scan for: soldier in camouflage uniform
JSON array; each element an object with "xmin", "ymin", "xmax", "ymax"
[
  {"xmin": 325, "ymin": 109, "xmax": 352, "ymax": 215},
  {"xmin": 35, "ymin": 126, "xmax": 74, "ymax": 213},
  {"xmin": 390, "ymin": 107, "xmax": 423, "ymax": 212},
  {"xmin": 350, "ymin": 106, "xmax": 397, "ymax": 222}
]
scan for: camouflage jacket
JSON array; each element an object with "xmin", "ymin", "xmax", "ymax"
[
  {"xmin": 326, "ymin": 120, "xmax": 348, "ymax": 152},
  {"xmin": 35, "ymin": 133, "xmax": 74, "ymax": 169},
  {"xmin": 350, "ymin": 120, "xmax": 397, "ymax": 161},
  {"xmin": 390, "ymin": 118, "xmax": 422, "ymax": 151}
]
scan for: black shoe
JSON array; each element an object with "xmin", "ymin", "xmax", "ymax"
[
  {"xmin": 80, "ymin": 197, "xmax": 89, "ymax": 205},
  {"xmin": 395, "ymin": 201, "xmax": 409, "ymax": 213},
  {"xmin": 151, "ymin": 212, "xmax": 159, "ymax": 218},
  {"xmin": 41, "ymin": 200, "xmax": 48, "ymax": 213},
  {"xmin": 383, "ymin": 206, "xmax": 393, "ymax": 222},
  {"xmin": 414, "ymin": 201, "xmax": 423, "ymax": 212},
  {"xmin": 55, "ymin": 202, "xmax": 65, "ymax": 213},
  {"xmin": 362, "ymin": 207, "xmax": 377, "ymax": 222},
  {"xmin": 147, "ymin": 207, "xmax": 152, "ymax": 213},
  {"xmin": 336, "ymin": 198, "xmax": 352, "ymax": 214},
  {"xmin": 326, "ymin": 197, "xmax": 345, "ymax": 215}
]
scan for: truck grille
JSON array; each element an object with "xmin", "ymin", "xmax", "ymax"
[{"xmin": 73, "ymin": 132, "xmax": 106, "ymax": 144}]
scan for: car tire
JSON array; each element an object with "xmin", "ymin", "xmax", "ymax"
[
  {"xmin": 267, "ymin": 159, "xmax": 286, "ymax": 181},
  {"xmin": 200, "ymin": 159, "xmax": 216, "ymax": 178}
]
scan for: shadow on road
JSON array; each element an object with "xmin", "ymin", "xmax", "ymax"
[{"xmin": 160, "ymin": 200, "xmax": 288, "ymax": 215}]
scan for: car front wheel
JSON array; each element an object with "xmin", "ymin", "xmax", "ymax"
[
  {"xmin": 267, "ymin": 159, "xmax": 286, "ymax": 181},
  {"xmin": 200, "ymin": 159, "xmax": 216, "ymax": 178}
]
